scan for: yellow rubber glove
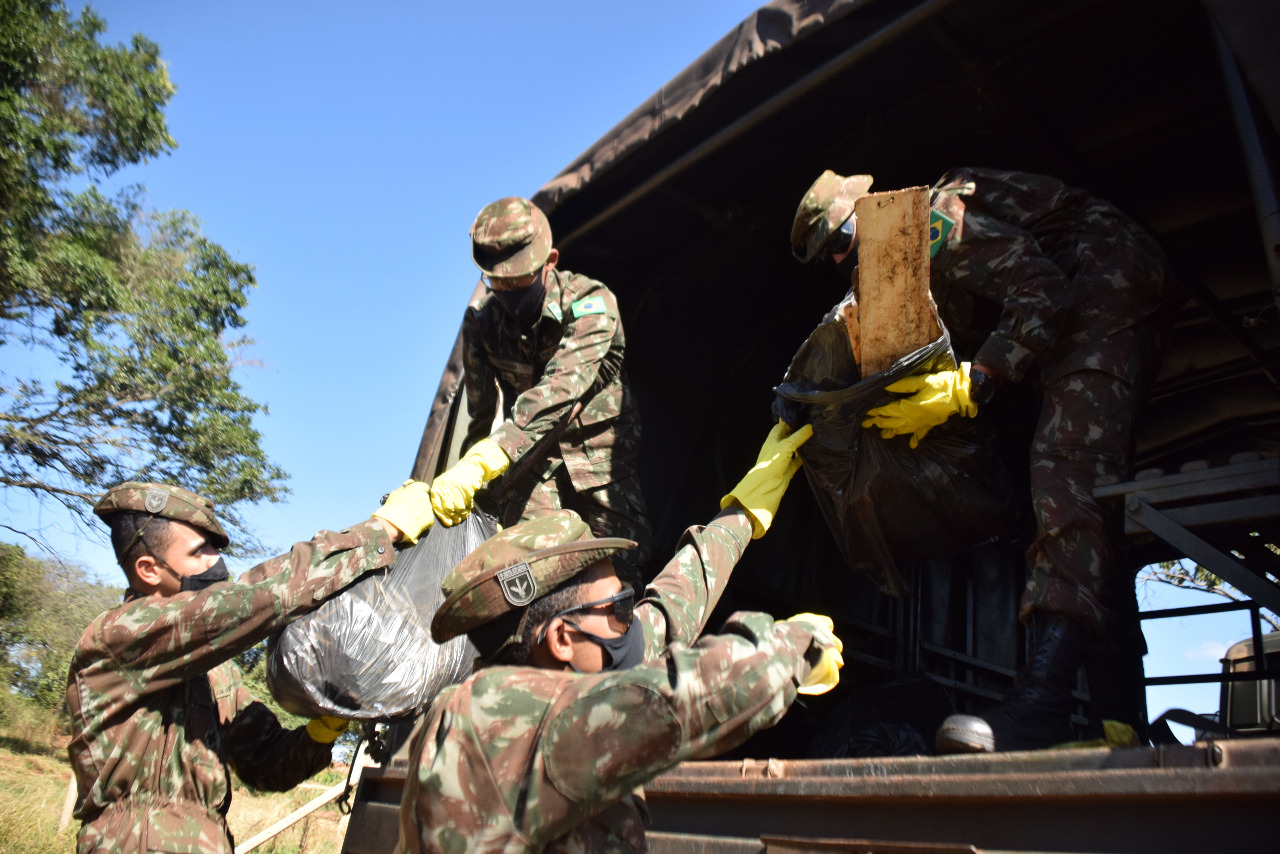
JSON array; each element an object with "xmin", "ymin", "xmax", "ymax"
[
  {"xmin": 429, "ymin": 438, "xmax": 511, "ymax": 526},
  {"xmin": 720, "ymin": 422, "xmax": 814, "ymax": 539},
  {"xmin": 860, "ymin": 363, "xmax": 978, "ymax": 448},
  {"xmin": 785, "ymin": 613, "xmax": 845, "ymax": 695},
  {"xmin": 372, "ymin": 480, "xmax": 434, "ymax": 544},
  {"xmin": 306, "ymin": 715, "xmax": 348, "ymax": 744}
]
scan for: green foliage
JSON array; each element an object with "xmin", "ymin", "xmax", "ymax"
[
  {"xmin": 0, "ymin": 543, "xmax": 121, "ymax": 713},
  {"xmin": 0, "ymin": 0, "xmax": 288, "ymax": 549},
  {"xmin": 1143, "ymin": 557, "xmax": 1279, "ymax": 631}
]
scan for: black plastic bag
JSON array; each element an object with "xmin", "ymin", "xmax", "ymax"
[
  {"xmin": 810, "ymin": 673, "xmax": 956, "ymax": 758},
  {"xmin": 266, "ymin": 510, "xmax": 497, "ymax": 720},
  {"xmin": 775, "ymin": 314, "xmax": 1011, "ymax": 597}
]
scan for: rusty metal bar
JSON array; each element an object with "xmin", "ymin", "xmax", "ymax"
[
  {"xmin": 644, "ymin": 742, "xmax": 1280, "ymax": 854},
  {"xmin": 1125, "ymin": 498, "xmax": 1280, "ymax": 613}
]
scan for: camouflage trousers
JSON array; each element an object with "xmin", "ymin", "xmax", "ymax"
[
  {"xmin": 1019, "ymin": 319, "xmax": 1164, "ymax": 636},
  {"xmin": 489, "ymin": 463, "xmax": 653, "ymax": 586}
]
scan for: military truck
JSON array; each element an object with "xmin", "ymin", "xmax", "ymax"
[{"xmin": 342, "ymin": 0, "xmax": 1280, "ymax": 850}]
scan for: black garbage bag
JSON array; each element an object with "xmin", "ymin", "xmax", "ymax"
[
  {"xmin": 774, "ymin": 313, "xmax": 1011, "ymax": 597},
  {"xmin": 810, "ymin": 673, "xmax": 956, "ymax": 758},
  {"xmin": 266, "ymin": 509, "xmax": 496, "ymax": 720}
]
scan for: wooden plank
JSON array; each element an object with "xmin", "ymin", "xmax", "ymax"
[{"xmin": 853, "ymin": 186, "xmax": 940, "ymax": 376}]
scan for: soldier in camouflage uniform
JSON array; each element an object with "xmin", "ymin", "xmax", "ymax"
[
  {"xmin": 791, "ymin": 168, "xmax": 1169, "ymax": 751},
  {"xmin": 399, "ymin": 422, "xmax": 844, "ymax": 853},
  {"xmin": 429, "ymin": 197, "xmax": 651, "ymax": 584},
  {"xmin": 66, "ymin": 479, "xmax": 437, "ymax": 853}
]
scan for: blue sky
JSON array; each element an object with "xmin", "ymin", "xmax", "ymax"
[{"xmin": 5, "ymin": 0, "xmax": 1264, "ymax": 743}]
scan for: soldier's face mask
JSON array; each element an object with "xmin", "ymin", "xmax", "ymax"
[
  {"xmin": 156, "ymin": 556, "xmax": 231, "ymax": 592},
  {"xmin": 537, "ymin": 583, "xmax": 643, "ymax": 672},
  {"xmin": 563, "ymin": 618, "xmax": 645, "ymax": 672},
  {"xmin": 486, "ymin": 269, "xmax": 546, "ymax": 327},
  {"xmin": 834, "ymin": 248, "xmax": 859, "ymax": 279}
]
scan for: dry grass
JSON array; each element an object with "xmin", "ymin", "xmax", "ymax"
[
  {"xmin": 228, "ymin": 772, "xmax": 348, "ymax": 854},
  {"xmin": 0, "ymin": 703, "xmax": 352, "ymax": 854}
]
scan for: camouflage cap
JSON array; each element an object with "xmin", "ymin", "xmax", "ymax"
[
  {"xmin": 790, "ymin": 171, "xmax": 874, "ymax": 263},
  {"xmin": 470, "ymin": 197, "xmax": 553, "ymax": 278},
  {"xmin": 93, "ymin": 482, "xmax": 230, "ymax": 549},
  {"xmin": 431, "ymin": 509, "xmax": 635, "ymax": 644}
]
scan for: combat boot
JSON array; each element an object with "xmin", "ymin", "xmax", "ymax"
[{"xmin": 935, "ymin": 614, "xmax": 1090, "ymax": 753}]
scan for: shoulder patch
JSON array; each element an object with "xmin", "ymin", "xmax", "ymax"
[
  {"xmin": 929, "ymin": 209, "xmax": 955, "ymax": 258},
  {"xmin": 571, "ymin": 296, "xmax": 607, "ymax": 318}
]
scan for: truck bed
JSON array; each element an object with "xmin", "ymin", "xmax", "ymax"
[{"xmin": 343, "ymin": 740, "xmax": 1279, "ymax": 853}]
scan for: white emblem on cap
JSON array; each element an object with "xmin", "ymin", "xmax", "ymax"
[
  {"xmin": 144, "ymin": 488, "xmax": 168, "ymax": 514},
  {"xmin": 497, "ymin": 563, "xmax": 536, "ymax": 606}
]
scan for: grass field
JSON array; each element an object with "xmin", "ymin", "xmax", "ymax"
[{"xmin": 0, "ymin": 700, "xmax": 352, "ymax": 854}]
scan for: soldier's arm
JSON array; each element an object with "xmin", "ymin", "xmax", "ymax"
[
  {"xmin": 461, "ymin": 305, "xmax": 500, "ymax": 452},
  {"xmin": 531, "ymin": 612, "xmax": 819, "ymax": 845},
  {"xmin": 91, "ymin": 519, "xmax": 396, "ymax": 691},
  {"xmin": 635, "ymin": 508, "xmax": 754, "ymax": 658},
  {"xmin": 488, "ymin": 283, "xmax": 619, "ymax": 464},
  {"xmin": 950, "ymin": 216, "xmax": 1072, "ymax": 384},
  {"xmin": 223, "ymin": 684, "xmax": 332, "ymax": 792}
]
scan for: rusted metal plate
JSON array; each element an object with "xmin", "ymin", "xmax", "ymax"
[
  {"xmin": 852, "ymin": 186, "xmax": 940, "ymax": 376},
  {"xmin": 644, "ymin": 742, "xmax": 1280, "ymax": 854}
]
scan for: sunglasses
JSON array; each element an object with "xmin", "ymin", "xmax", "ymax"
[
  {"xmin": 819, "ymin": 216, "xmax": 857, "ymax": 261},
  {"xmin": 537, "ymin": 583, "xmax": 636, "ymax": 642},
  {"xmin": 482, "ymin": 268, "xmax": 542, "ymax": 291}
]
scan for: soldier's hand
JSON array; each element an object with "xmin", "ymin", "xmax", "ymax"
[
  {"xmin": 784, "ymin": 613, "xmax": 844, "ymax": 695},
  {"xmin": 373, "ymin": 480, "xmax": 434, "ymax": 544},
  {"xmin": 429, "ymin": 439, "xmax": 510, "ymax": 526},
  {"xmin": 861, "ymin": 364, "xmax": 977, "ymax": 448},
  {"xmin": 720, "ymin": 421, "xmax": 813, "ymax": 539},
  {"xmin": 306, "ymin": 715, "xmax": 348, "ymax": 744}
]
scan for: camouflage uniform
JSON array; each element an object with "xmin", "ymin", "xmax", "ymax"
[
  {"xmin": 463, "ymin": 267, "xmax": 651, "ymax": 579},
  {"xmin": 398, "ymin": 509, "xmax": 822, "ymax": 854},
  {"xmin": 928, "ymin": 167, "xmax": 1169, "ymax": 634},
  {"xmin": 66, "ymin": 516, "xmax": 397, "ymax": 853}
]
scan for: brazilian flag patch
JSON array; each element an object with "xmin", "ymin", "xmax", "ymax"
[
  {"xmin": 929, "ymin": 210, "xmax": 954, "ymax": 258},
  {"xmin": 571, "ymin": 296, "xmax": 607, "ymax": 317}
]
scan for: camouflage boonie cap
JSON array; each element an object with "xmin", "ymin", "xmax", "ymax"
[
  {"xmin": 431, "ymin": 509, "xmax": 635, "ymax": 643},
  {"xmin": 790, "ymin": 171, "xmax": 874, "ymax": 263},
  {"xmin": 470, "ymin": 197, "xmax": 553, "ymax": 278},
  {"xmin": 93, "ymin": 482, "xmax": 230, "ymax": 549}
]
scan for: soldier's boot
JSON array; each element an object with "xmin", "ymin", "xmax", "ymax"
[{"xmin": 935, "ymin": 614, "xmax": 1090, "ymax": 753}]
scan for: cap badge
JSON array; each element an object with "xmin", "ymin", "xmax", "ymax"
[
  {"xmin": 497, "ymin": 562, "xmax": 537, "ymax": 606},
  {"xmin": 144, "ymin": 488, "xmax": 168, "ymax": 514}
]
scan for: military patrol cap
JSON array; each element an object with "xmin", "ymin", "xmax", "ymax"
[
  {"xmin": 470, "ymin": 197, "xmax": 553, "ymax": 278},
  {"xmin": 431, "ymin": 509, "xmax": 635, "ymax": 644},
  {"xmin": 790, "ymin": 171, "xmax": 875, "ymax": 263},
  {"xmin": 93, "ymin": 482, "xmax": 230, "ymax": 549}
]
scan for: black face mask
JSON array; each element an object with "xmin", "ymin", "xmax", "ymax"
[
  {"xmin": 566, "ymin": 618, "xmax": 645, "ymax": 673},
  {"xmin": 493, "ymin": 278, "xmax": 546, "ymax": 327},
  {"xmin": 834, "ymin": 250, "xmax": 859, "ymax": 280},
  {"xmin": 178, "ymin": 557, "xmax": 231, "ymax": 592}
]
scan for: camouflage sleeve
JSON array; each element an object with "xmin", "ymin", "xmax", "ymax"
[
  {"xmin": 534, "ymin": 613, "xmax": 819, "ymax": 843},
  {"xmin": 937, "ymin": 172, "xmax": 1073, "ymax": 383},
  {"xmin": 90, "ymin": 519, "xmax": 395, "ymax": 693},
  {"xmin": 224, "ymin": 698, "xmax": 332, "ymax": 791},
  {"xmin": 636, "ymin": 508, "xmax": 754, "ymax": 659},
  {"xmin": 461, "ymin": 304, "xmax": 499, "ymax": 452},
  {"xmin": 967, "ymin": 225, "xmax": 1073, "ymax": 383},
  {"xmin": 488, "ymin": 282, "xmax": 619, "ymax": 463}
]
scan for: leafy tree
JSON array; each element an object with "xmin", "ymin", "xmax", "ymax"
[
  {"xmin": 1139, "ymin": 556, "xmax": 1279, "ymax": 631},
  {"xmin": 0, "ymin": 542, "xmax": 121, "ymax": 712},
  {"xmin": 1, "ymin": 0, "xmax": 288, "ymax": 549}
]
